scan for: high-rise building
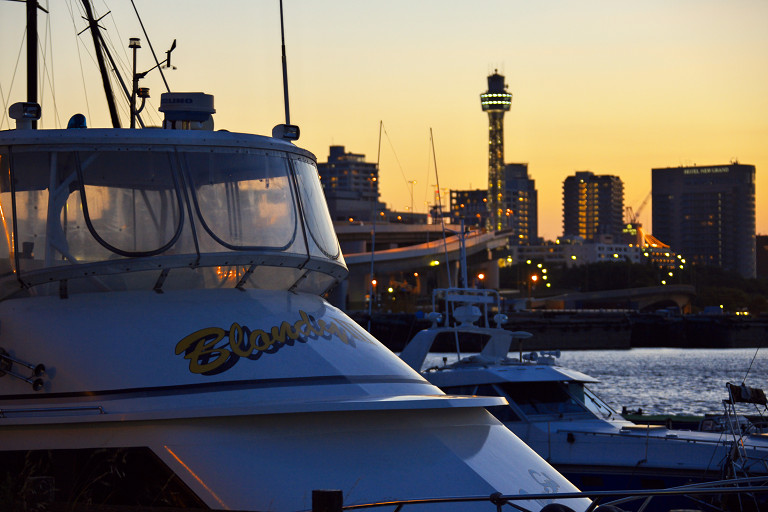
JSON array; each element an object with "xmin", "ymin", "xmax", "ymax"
[
  {"xmin": 318, "ymin": 146, "xmax": 386, "ymax": 222},
  {"xmin": 450, "ymin": 189, "xmax": 488, "ymax": 228},
  {"xmin": 480, "ymin": 71, "xmax": 512, "ymax": 231},
  {"xmin": 652, "ymin": 163, "xmax": 756, "ymax": 278},
  {"xmin": 562, "ymin": 171, "xmax": 624, "ymax": 242},
  {"xmin": 757, "ymin": 235, "xmax": 768, "ymax": 279},
  {"xmin": 504, "ymin": 163, "xmax": 538, "ymax": 245}
]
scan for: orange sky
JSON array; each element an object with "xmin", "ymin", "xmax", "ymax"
[{"xmin": 2, "ymin": 0, "xmax": 767, "ymax": 240}]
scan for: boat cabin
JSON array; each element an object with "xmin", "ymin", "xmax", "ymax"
[{"xmin": 0, "ymin": 94, "xmax": 347, "ymax": 300}]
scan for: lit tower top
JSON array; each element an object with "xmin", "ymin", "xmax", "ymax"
[{"xmin": 480, "ymin": 71, "xmax": 512, "ymax": 231}]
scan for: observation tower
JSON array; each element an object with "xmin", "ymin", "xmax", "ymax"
[{"xmin": 480, "ymin": 71, "xmax": 512, "ymax": 231}]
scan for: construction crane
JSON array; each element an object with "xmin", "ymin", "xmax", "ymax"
[{"xmin": 625, "ymin": 190, "xmax": 651, "ymax": 225}]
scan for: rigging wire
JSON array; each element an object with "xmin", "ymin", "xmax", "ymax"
[
  {"xmin": 741, "ymin": 343, "xmax": 762, "ymax": 385},
  {"xmin": 38, "ymin": 9, "xmax": 63, "ymax": 128},
  {"xmin": 0, "ymin": 83, "xmax": 5, "ymax": 131},
  {"xmin": 67, "ymin": 0, "xmax": 119, "ymax": 125},
  {"xmin": 381, "ymin": 124, "xmax": 411, "ymax": 191},
  {"xmin": 90, "ymin": 4, "xmax": 132, "ymax": 123},
  {"xmin": 129, "ymin": 0, "xmax": 170, "ymax": 93},
  {"xmin": 423, "ymin": 138, "xmax": 434, "ymax": 217},
  {"xmin": 0, "ymin": 28, "xmax": 27, "ymax": 131},
  {"xmin": 66, "ymin": 0, "xmax": 93, "ymax": 122},
  {"xmin": 431, "ymin": 128, "xmax": 452, "ymax": 290},
  {"xmin": 105, "ymin": 1, "xmax": 158, "ymax": 126},
  {"xmin": 98, "ymin": 0, "xmax": 162, "ymax": 126}
]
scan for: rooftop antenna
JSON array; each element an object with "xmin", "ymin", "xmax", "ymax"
[
  {"xmin": 279, "ymin": 0, "xmax": 290, "ymax": 125},
  {"xmin": 272, "ymin": 0, "xmax": 300, "ymax": 140}
]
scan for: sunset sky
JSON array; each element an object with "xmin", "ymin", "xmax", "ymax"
[{"xmin": 2, "ymin": 0, "xmax": 767, "ymax": 240}]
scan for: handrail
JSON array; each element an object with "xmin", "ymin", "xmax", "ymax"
[
  {"xmin": 0, "ymin": 405, "xmax": 105, "ymax": 418},
  {"xmin": 332, "ymin": 476, "xmax": 768, "ymax": 512}
]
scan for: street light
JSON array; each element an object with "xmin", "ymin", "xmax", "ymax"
[{"xmin": 528, "ymin": 274, "xmax": 538, "ymax": 298}]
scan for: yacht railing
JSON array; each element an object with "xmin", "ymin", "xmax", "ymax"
[{"xmin": 320, "ymin": 475, "xmax": 768, "ymax": 512}]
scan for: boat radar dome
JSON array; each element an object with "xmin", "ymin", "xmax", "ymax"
[{"xmin": 159, "ymin": 92, "xmax": 215, "ymax": 130}]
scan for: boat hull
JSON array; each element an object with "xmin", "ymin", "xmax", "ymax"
[{"xmin": 0, "ymin": 289, "xmax": 587, "ymax": 511}]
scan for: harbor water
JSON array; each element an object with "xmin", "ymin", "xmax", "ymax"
[{"xmin": 426, "ymin": 348, "xmax": 768, "ymax": 416}]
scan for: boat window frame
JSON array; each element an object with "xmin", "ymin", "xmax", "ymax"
[
  {"xmin": 582, "ymin": 384, "xmax": 618, "ymax": 420},
  {"xmin": 73, "ymin": 149, "xmax": 187, "ymax": 258},
  {"xmin": 181, "ymin": 148, "xmax": 300, "ymax": 252},
  {"xmin": 494, "ymin": 380, "xmax": 595, "ymax": 421},
  {"xmin": 289, "ymin": 155, "xmax": 341, "ymax": 260},
  {"xmin": 0, "ymin": 134, "xmax": 348, "ymax": 296}
]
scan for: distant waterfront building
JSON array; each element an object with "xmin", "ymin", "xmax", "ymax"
[
  {"xmin": 562, "ymin": 171, "xmax": 624, "ymax": 242},
  {"xmin": 757, "ymin": 235, "xmax": 768, "ymax": 279},
  {"xmin": 480, "ymin": 71, "xmax": 513, "ymax": 231},
  {"xmin": 450, "ymin": 189, "xmax": 488, "ymax": 229},
  {"xmin": 508, "ymin": 238, "xmax": 676, "ymax": 269},
  {"xmin": 504, "ymin": 163, "xmax": 538, "ymax": 245},
  {"xmin": 318, "ymin": 145, "xmax": 386, "ymax": 222},
  {"xmin": 652, "ymin": 163, "xmax": 756, "ymax": 278}
]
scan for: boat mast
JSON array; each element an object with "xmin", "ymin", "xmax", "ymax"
[
  {"xmin": 81, "ymin": 0, "xmax": 121, "ymax": 128},
  {"xmin": 26, "ymin": 0, "xmax": 37, "ymax": 128}
]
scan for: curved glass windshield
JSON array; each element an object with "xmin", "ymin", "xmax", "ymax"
[
  {"xmin": 7, "ymin": 148, "xmax": 183, "ymax": 266},
  {"xmin": 77, "ymin": 150, "xmax": 183, "ymax": 256},
  {"xmin": 292, "ymin": 157, "xmax": 340, "ymax": 259},
  {"xmin": 183, "ymin": 150, "xmax": 298, "ymax": 250},
  {"xmin": 499, "ymin": 382, "xmax": 591, "ymax": 419},
  {"xmin": 2, "ymin": 137, "xmax": 347, "ymax": 298}
]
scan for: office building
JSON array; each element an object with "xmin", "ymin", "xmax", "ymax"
[
  {"xmin": 562, "ymin": 171, "xmax": 624, "ymax": 242},
  {"xmin": 757, "ymin": 235, "xmax": 768, "ymax": 279},
  {"xmin": 652, "ymin": 163, "xmax": 756, "ymax": 278},
  {"xmin": 318, "ymin": 146, "xmax": 386, "ymax": 222},
  {"xmin": 450, "ymin": 189, "xmax": 488, "ymax": 229}
]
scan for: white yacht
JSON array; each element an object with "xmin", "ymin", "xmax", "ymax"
[
  {"xmin": 0, "ymin": 4, "xmax": 590, "ymax": 511},
  {"xmin": 400, "ymin": 288, "xmax": 768, "ymax": 511}
]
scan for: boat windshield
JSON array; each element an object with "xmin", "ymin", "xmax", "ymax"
[
  {"xmin": 496, "ymin": 381, "xmax": 594, "ymax": 420},
  {"xmin": 582, "ymin": 385, "xmax": 618, "ymax": 420},
  {"xmin": 0, "ymin": 136, "xmax": 345, "ymax": 297}
]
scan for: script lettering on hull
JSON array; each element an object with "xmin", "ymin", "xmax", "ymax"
[{"xmin": 175, "ymin": 310, "xmax": 367, "ymax": 375}]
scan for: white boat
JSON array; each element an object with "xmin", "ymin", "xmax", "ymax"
[
  {"xmin": 0, "ymin": 3, "xmax": 590, "ymax": 511},
  {"xmin": 400, "ymin": 288, "xmax": 768, "ymax": 510}
]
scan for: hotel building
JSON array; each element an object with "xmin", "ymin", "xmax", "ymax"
[{"xmin": 652, "ymin": 163, "xmax": 756, "ymax": 278}]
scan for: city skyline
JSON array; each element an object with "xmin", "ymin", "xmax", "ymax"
[{"xmin": 2, "ymin": 1, "xmax": 766, "ymax": 241}]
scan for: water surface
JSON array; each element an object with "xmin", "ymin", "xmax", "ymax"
[{"xmin": 426, "ymin": 348, "xmax": 768, "ymax": 416}]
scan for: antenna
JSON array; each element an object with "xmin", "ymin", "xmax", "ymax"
[
  {"xmin": 272, "ymin": 0, "xmax": 300, "ymax": 140},
  {"xmin": 279, "ymin": 0, "xmax": 291, "ymax": 125}
]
